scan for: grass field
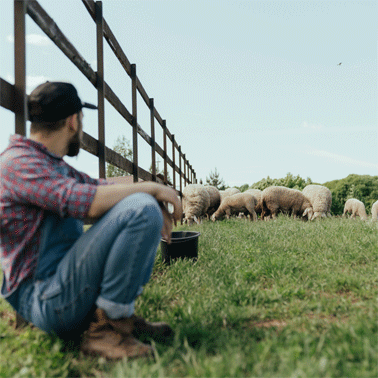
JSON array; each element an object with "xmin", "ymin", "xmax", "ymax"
[{"xmin": 1, "ymin": 216, "xmax": 377, "ymax": 377}]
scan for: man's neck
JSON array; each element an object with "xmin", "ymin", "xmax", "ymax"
[{"xmin": 30, "ymin": 132, "xmax": 67, "ymax": 157}]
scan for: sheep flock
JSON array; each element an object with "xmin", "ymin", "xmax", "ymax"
[{"xmin": 181, "ymin": 184, "xmax": 377, "ymax": 224}]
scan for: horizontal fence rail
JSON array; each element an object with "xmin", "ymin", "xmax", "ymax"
[{"xmin": 1, "ymin": 0, "xmax": 196, "ymax": 193}]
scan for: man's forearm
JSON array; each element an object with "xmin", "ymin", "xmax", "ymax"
[{"xmin": 87, "ymin": 182, "xmax": 159, "ymax": 219}]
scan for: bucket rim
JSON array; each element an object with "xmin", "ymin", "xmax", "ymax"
[{"xmin": 161, "ymin": 231, "xmax": 201, "ymax": 243}]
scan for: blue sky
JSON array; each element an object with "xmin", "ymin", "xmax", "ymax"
[{"xmin": 1, "ymin": 0, "xmax": 377, "ymax": 187}]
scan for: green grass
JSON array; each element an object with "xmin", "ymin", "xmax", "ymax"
[{"xmin": 1, "ymin": 217, "xmax": 377, "ymax": 377}]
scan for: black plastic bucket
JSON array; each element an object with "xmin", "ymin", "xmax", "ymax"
[{"xmin": 161, "ymin": 231, "xmax": 200, "ymax": 264}]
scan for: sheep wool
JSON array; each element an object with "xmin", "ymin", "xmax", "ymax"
[
  {"xmin": 211, "ymin": 192, "xmax": 257, "ymax": 221},
  {"xmin": 371, "ymin": 200, "xmax": 378, "ymax": 221},
  {"xmin": 244, "ymin": 189, "xmax": 262, "ymax": 214},
  {"xmin": 302, "ymin": 184, "xmax": 332, "ymax": 220},
  {"xmin": 343, "ymin": 198, "xmax": 368, "ymax": 221},
  {"xmin": 220, "ymin": 187, "xmax": 241, "ymax": 202},
  {"xmin": 261, "ymin": 186, "xmax": 314, "ymax": 220},
  {"xmin": 203, "ymin": 185, "xmax": 221, "ymax": 218},
  {"xmin": 182, "ymin": 184, "xmax": 210, "ymax": 225}
]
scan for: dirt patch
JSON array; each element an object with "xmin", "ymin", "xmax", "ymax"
[
  {"xmin": 318, "ymin": 290, "xmax": 372, "ymax": 304},
  {"xmin": 250, "ymin": 319, "xmax": 287, "ymax": 329},
  {"xmin": 0, "ymin": 309, "xmax": 16, "ymax": 326},
  {"xmin": 306, "ymin": 312, "xmax": 348, "ymax": 324}
]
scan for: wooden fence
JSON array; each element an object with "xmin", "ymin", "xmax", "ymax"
[{"xmin": 0, "ymin": 0, "xmax": 196, "ymax": 193}]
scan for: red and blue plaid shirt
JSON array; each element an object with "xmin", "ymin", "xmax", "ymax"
[{"xmin": 0, "ymin": 135, "xmax": 107, "ymax": 296}]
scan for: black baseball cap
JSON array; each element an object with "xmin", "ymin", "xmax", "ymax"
[{"xmin": 28, "ymin": 81, "xmax": 97, "ymax": 122}]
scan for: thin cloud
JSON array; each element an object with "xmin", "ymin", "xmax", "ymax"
[
  {"xmin": 6, "ymin": 34, "xmax": 51, "ymax": 46},
  {"xmin": 302, "ymin": 121, "xmax": 324, "ymax": 131},
  {"xmin": 306, "ymin": 148, "xmax": 378, "ymax": 169}
]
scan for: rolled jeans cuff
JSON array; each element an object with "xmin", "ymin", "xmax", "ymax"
[{"xmin": 96, "ymin": 296, "xmax": 135, "ymax": 319}]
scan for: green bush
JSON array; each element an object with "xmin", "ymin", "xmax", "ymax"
[
  {"xmin": 251, "ymin": 172, "xmax": 314, "ymax": 191},
  {"xmin": 324, "ymin": 174, "xmax": 378, "ymax": 215}
]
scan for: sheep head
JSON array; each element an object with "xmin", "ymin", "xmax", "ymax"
[{"xmin": 302, "ymin": 207, "xmax": 314, "ymax": 220}]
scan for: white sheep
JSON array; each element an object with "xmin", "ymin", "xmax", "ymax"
[
  {"xmin": 261, "ymin": 186, "xmax": 314, "ymax": 220},
  {"xmin": 343, "ymin": 198, "xmax": 368, "ymax": 220},
  {"xmin": 371, "ymin": 200, "xmax": 378, "ymax": 221},
  {"xmin": 244, "ymin": 189, "xmax": 262, "ymax": 215},
  {"xmin": 302, "ymin": 184, "xmax": 332, "ymax": 220},
  {"xmin": 203, "ymin": 185, "xmax": 221, "ymax": 219},
  {"xmin": 211, "ymin": 192, "xmax": 257, "ymax": 221},
  {"xmin": 182, "ymin": 184, "xmax": 210, "ymax": 225},
  {"xmin": 220, "ymin": 187, "xmax": 241, "ymax": 202}
]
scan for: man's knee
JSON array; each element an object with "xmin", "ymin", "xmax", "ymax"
[
  {"xmin": 117, "ymin": 193, "xmax": 163, "ymax": 231},
  {"xmin": 138, "ymin": 193, "xmax": 163, "ymax": 229}
]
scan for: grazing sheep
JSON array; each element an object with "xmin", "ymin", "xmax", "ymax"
[
  {"xmin": 343, "ymin": 198, "xmax": 368, "ymax": 220},
  {"xmin": 371, "ymin": 200, "xmax": 378, "ymax": 221},
  {"xmin": 220, "ymin": 187, "xmax": 241, "ymax": 202},
  {"xmin": 244, "ymin": 189, "xmax": 263, "ymax": 215},
  {"xmin": 211, "ymin": 192, "xmax": 257, "ymax": 221},
  {"xmin": 302, "ymin": 184, "xmax": 332, "ymax": 220},
  {"xmin": 261, "ymin": 186, "xmax": 314, "ymax": 220},
  {"xmin": 182, "ymin": 184, "xmax": 210, "ymax": 225},
  {"xmin": 225, "ymin": 187, "xmax": 241, "ymax": 196},
  {"xmin": 203, "ymin": 185, "xmax": 221, "ymax": 219}
]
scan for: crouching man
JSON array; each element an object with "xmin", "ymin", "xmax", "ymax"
[{"xmin": 0, "ymin": 82, "xmax": 182, "ymax": 360}]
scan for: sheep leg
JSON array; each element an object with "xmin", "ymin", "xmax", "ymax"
[
  {"xmin": 225, "ymin": 209, "xmax": 231, "ymax": 219},
  {"xmin": 261, "ymin": 200, "xmax": 272, "ymax": 220},
  {"xmin": 246, "ymin": 204, "xmax": 257, "ymax": 221}
]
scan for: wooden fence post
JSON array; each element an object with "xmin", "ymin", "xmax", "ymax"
[
  {"xmin": 96, "ymin": 1, "xmax": 105, "ymax": 178},
  {"xmin": 163, "ymin": 120, "xmax": 167, "ymax": 185},
  {"xmin": 179, "ymin": 146, "xmax": 182, "ymax": 195},
  {"xmin": 13, "ymin": 0, "xmax": 27, "ymax": 329},
  {"xmin": 131, "ymin": 64, "xmax": 138, "ymax": 182},
  {"xmin": 150, "ymin": 98, "xmax": 156, "ymax": 181},
  {"xmin": 183, "ymin": 154, "xmax": 187, "ymax": 186},
  {"xmin": 14, "ymin": 0, "xmax": 27, "ymax": 136},
  {"xmin": 172, "ymin": 134, "xmax": 176, "ymax": 190},
  {"xmin": 14, "ymin": 0, "xmax": 29, "ymax": 330}
]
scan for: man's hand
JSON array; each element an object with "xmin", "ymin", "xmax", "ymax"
[
  {"xmin": 155, "ymin": 185, "xmax": 182, "ymax": 244},
  {"xmin": 159, "ymin": 202, "xmax": 174, "ymax": 244}
]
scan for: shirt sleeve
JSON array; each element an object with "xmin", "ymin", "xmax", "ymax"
[
  {"xmin": 66, "ymin": 163, "xmax": 110, "ymax": 186},
  {"xmin": 3, "ymin": 153, "xmax": 97, "ymax": 219}
]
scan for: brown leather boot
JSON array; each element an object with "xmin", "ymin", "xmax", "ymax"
[
  {"xmin": 80, "ymin": 309, "xmax": 154, "ymax": 360},
  {"xmin": 132, "ymin": 315, "xmax": 175, "ymax": 344}
]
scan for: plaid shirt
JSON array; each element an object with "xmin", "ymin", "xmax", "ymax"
[{"xmin": 0, "ymin": 135, "xmax": 107, "ymax": 296}]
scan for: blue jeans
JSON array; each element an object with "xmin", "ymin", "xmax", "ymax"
[{"xmin": 10, "ymin": 193, "xmax": 163, "ymax": 337}]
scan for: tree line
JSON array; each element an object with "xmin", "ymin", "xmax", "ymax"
[{"xmin": 206, "ymin": 170, "xmax": 377, "ymax": 215}]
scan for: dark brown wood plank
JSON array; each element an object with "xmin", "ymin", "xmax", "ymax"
[
  {"xmin": 14, "ymin": 0, "xmax": 27, "ymax": 136},
  {"xmin": 0, "ymin": 78, "xmax": 15, "ymax": 112},
  {"xmin": 82, "ymin": 0, "xmax": 132, "ymax": 75},
  {"xmin": 136, "ymin": 77, "xmax": 150, "ymax": 108}
]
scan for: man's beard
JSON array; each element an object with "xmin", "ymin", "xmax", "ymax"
[{"xmin": 66, "ymin": 118, "xmax": 82, "ymax": 157}]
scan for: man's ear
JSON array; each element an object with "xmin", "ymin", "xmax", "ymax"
[{"xmin": 66, "ymin": 113, "xmax": 78, "ymax": 132}]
